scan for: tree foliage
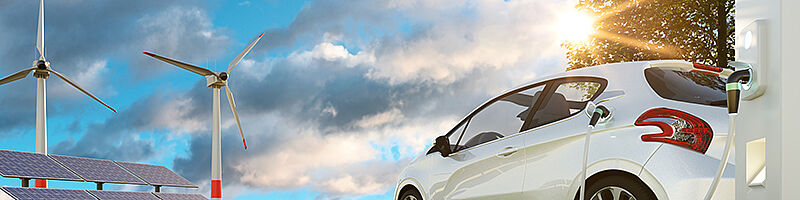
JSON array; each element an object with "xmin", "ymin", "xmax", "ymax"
[{"xmin": 563, "ymin": 0, "xmax": 735, "ymax": 70}]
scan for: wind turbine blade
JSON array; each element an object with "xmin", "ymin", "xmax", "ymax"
[
  {"xmin": 225, "ymin": 83, "xmax": 247, "ymax": 150},
  {"xmin": 227, "ymin": 33, "xmax": 264, "ymax": 73},
  {"xmin": 143, "ymin": 52, "xmax": 217, "ymax": 77},
  {"xmin": 0, "ymin": 68, "xmax": 35, "ymax": 86},
  {"xmin": 48, "ymin": 69, "xmax": 117, "ymax": 113},
  {"xmin": 36, "ymin": 0, "xmax": 45, "ymax": 60}
]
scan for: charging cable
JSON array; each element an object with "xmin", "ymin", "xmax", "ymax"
[
  {"xmin": 580, "ymin": 105, "xmax": 609, "ymax": 200},
  {"xmin": 703, "ymin": 70, "xmax": 750, "ymax": 200}
]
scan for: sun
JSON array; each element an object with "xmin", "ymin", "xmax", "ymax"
[{"xmin": 557, "ymin": 10, "xmax": 597, "ymax": 43}]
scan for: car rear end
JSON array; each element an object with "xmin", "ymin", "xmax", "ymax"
[{"xmin": 637, "ymin": 61, "xmax": 735, "ymax": 200}]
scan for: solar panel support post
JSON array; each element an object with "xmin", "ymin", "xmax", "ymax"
[
  {"xmin": 20, "ymin": 178, "xmax": 30, "ymax": 187},
  {"xmin": 154, "ymin": 185, "xmax": 161, "ymax": 193},
  {"xmin": 97, "ymin": 182, "xmax": 103, "ymax": 190}
]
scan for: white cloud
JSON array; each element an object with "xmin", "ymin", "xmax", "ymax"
[
  {"xmin": 49, "ymin": 59, "xmax": 116, "ymax": 99},
  {"xmin": 364, "ymin": 0, "xmax": 571, "ymax": 85},
  {"xmin": 288, "ymin": 42, "xmax": 375, "ymax": 67},
  {"xmin": 354, "ymin": 108, "xmax": 403, "ymax": 128},
  {"xmin": 236, "ymin": 41, "xmax": 376, "ymax": 82},
  {"xmin": 147, "ymin": 95, "xmax": 207, "ymax": 134},
  {"xmin": 322, "ymin": 104, "xmax": 338, "ymax": 117},
  {"xmin": 315, "ymin": 161, "xmax": 405, "ymax": 195},
  {"xmin": 237, "ymin": 0, "xmax": 572, "ymax": 86},
  {"xmin": 320, "ymin": 175, "xmax": 383, "ymax": 195},
  {"xmin": 235, "ymin": 58, "xmax": 275, "ymax": 81},
  {"xmin": 222, "ymin": 112, "xmax": 455, "ymax": 197},
  {"xmin": 234, "ymin": 128, "xmax": 379, "ymax": 189},
  {"xmin": 135, "ymin": 6, "xmax": 230, "ymax": 77}
]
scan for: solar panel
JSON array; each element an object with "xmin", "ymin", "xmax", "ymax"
[
  {"xmin": 1, "ymin": 187, "xmax": 95, "ymax": 200},
  {"xmin": 87, "ymin": 190, "xmax": 159, "ymax": 200},
  {"xmin": 0, "ymin": 150, "xmax": 82, "ymax": 181},
  {"xmin": 152, "ymin": 193, "xmax": 208, "ymax": 200},
  {"xmin": 49, "ymin": 154, "xmax": 146, "ymax": 185},
  {"xmin": 115, "ymin": 161, "xmax": 196, "ymax": 188}
]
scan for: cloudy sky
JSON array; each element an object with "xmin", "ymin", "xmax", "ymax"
[{"xmin": 0, "ymin": 0, "xmax": 579, "ymax": 199}]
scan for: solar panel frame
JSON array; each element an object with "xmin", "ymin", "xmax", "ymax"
[
  {"xmin": 114, "ymin": 161, "xmax": 197, "ymax": 188},
  {"xmin": 152, "ymin": 193, "xmax": 208, "ymax": 200},
  {"xmin": 0, "ymin": 150, "xmax": 83, "ymax": 181},
  {"xmin": 87, "ymin": 190, "xmax": 160, "ymax": 200},
  {"xmin": 1, "ymin": 187, "xmax": 96, "ymax": 200},
  {"xmin": 48, "ymin": 154, "xmax": 147, "ymax": 185}
]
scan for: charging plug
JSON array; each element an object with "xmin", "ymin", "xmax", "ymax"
[
  {"xmin": 589, "ymin": 106, "xmax": 610, "ymax": 127},
  {"xmin": 726, "ymin": 70, "xmax": 751, "ymax": 114}
]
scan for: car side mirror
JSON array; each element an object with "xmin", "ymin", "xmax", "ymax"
[{"xmin": 434, "ymin": 136, "xmax": 452, "ymax": 157}]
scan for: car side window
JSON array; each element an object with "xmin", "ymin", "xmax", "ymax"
[
  {"xmin": 523, "ymin": 79, "xmax": 604, "ymax": 130},
  {"xmin": 554, "ymin": 81, "xmax": 602, "ymax": 115},
  {"xmin": 433, "ymin": 77, "xmax": 606, "ymax": 155},
  {"xmin": 450, "ymin": 85, "xmax": 545, "ymax": 152}
]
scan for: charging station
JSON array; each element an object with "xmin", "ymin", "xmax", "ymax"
[{"xmin": 734, "ymin": 0, "xmax": 800, "ymax": 199}]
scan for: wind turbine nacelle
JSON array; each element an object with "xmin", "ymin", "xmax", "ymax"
[
  {"xmin": 206, "ymin": 75, "xmax": 226, "ymax": 88},
  {"xmin": 31, "ymin": 60, "xmax": 50, "ymax": 79},
  {"xmin": 33, "ymin": 60, "xmax": 49, "ymax": 70}
]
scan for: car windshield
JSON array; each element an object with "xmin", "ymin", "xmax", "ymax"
[{"xmin": 644, "ymin": 68, "xmax": 727, "ymax": 107}]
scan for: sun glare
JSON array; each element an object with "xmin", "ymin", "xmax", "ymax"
[{"xmin": 558, "ymin": 11, "xmax": 596, "ymax": 43}]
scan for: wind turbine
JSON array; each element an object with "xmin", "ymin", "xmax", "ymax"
[
  {"xmin": 143, "ymin": 32, "xmax": 262, "ymax": 200},
  {"xmin": 0, "ymin": 0, "xmax": 117, "ymax": 188}
]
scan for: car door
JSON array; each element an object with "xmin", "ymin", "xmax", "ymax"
[
  {"xmin": 515, "ymin": 77, "xmax": 607, "ymax": 199},
  {"xmin": 428, "ymin": 84, "xmax": 546, "ymax": 200}
]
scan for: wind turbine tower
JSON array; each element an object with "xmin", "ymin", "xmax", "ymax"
[
  {"xmin": 143, "ymin": 33, "xmax": 262, "ymax": 200},
  {"xmin": 0, "ymin": 0, "xmax": 117, "ymax": 188}
]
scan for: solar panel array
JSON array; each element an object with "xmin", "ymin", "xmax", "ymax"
[
  {"xmin": 0, "ymin": 150, "xmax": 83, "ymax": 181},
  {"xmin": 49, "ymin": 154, "xmax": 146, "ymax": 185},
  {"xmin": 1, "ymin": 188, "xmax": 208, "ymax": 200},
  {"xmin": 1, "ymin": 187, "xmax": 95, "ymax": 200},
  {"xmin": 115, "ymin": 161, "xmax": 196, "ymax": 188},
  {"xmin": 0, "ymin": 150, "xmax": 204, "ymax": 199},
  {"xmin": 0, "ymin": 150, "xmax": 196, "ymax": 188},
  {"xmin": 153, "ymin": 193, "xmax": 209, "ymax": 200},
  {"xmin": 87, "ymin": 190, "xmax": 160, "ymax": 200}
]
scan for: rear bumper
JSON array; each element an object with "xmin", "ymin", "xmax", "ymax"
[{"xmin": 643, "ymin": 144, "xmax": 735, "ymax": 200}]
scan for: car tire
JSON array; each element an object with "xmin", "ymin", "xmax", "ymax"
[
  {"xmin": 399, "ymin": 188, "xmax": 422, "ymax": 200},
  {"xmin": 581, "ymin": 175, "xmax": 657, "ymax": 200}
]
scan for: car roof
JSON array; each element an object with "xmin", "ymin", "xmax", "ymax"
[{"xmin": 504, "ymin": 60, "xmax": 660, "ymax": 95}]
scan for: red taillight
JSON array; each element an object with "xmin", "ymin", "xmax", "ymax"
[{"xmin": 635, "ymin": 108, "xmax": 713, "ymax": 154}]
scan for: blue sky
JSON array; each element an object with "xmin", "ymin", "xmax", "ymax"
[{"xmin": 0, "ymin": 0, "xmax": 576, "ymax": 199}]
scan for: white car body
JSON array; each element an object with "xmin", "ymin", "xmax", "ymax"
[{"xmin": 394, "ymin": 60, "xmax": 735, "ymax": 200}]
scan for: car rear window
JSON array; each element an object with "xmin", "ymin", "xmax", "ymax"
[{"xmin": 644, "ymin": 68, "xmax": 727, "ymax": 107}]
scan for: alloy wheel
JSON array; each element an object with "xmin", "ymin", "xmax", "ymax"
[
  {"xmin": 590, "ymin": 186, "xmax": 636, "ymax": 200},
  {"xmin": 402, "ymin": 195, "xmax": 418, "ymax": 200}
]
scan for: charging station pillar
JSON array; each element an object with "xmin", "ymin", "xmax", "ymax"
[{"xmin": 734, "ymin": 0, "xmax": 800, "ymax": 199}]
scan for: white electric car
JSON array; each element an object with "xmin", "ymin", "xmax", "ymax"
[{"xmin": 394, "ymin": 60, "xmax": 735, "ymax": 200}]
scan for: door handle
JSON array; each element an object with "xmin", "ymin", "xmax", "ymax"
[{"xmin": 496, "ymin": 146, "xmax": 519, "ymax": 158}]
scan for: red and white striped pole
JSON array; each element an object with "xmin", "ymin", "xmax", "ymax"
[
  {"xmin": 34, "ymin": 77, "xmax": 47, "ymax": 188},
  {"xmin": 33, "ymin": 0, "xmax": 47, "ymax": 189},
  {"xmin": 211, "ymin": 87, "xmax": 222, "ymax": 199}
]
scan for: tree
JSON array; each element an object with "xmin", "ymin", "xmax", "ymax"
[{"xmin": 563, "ymin": 0, "xmax": 735, "ymax": 70}]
